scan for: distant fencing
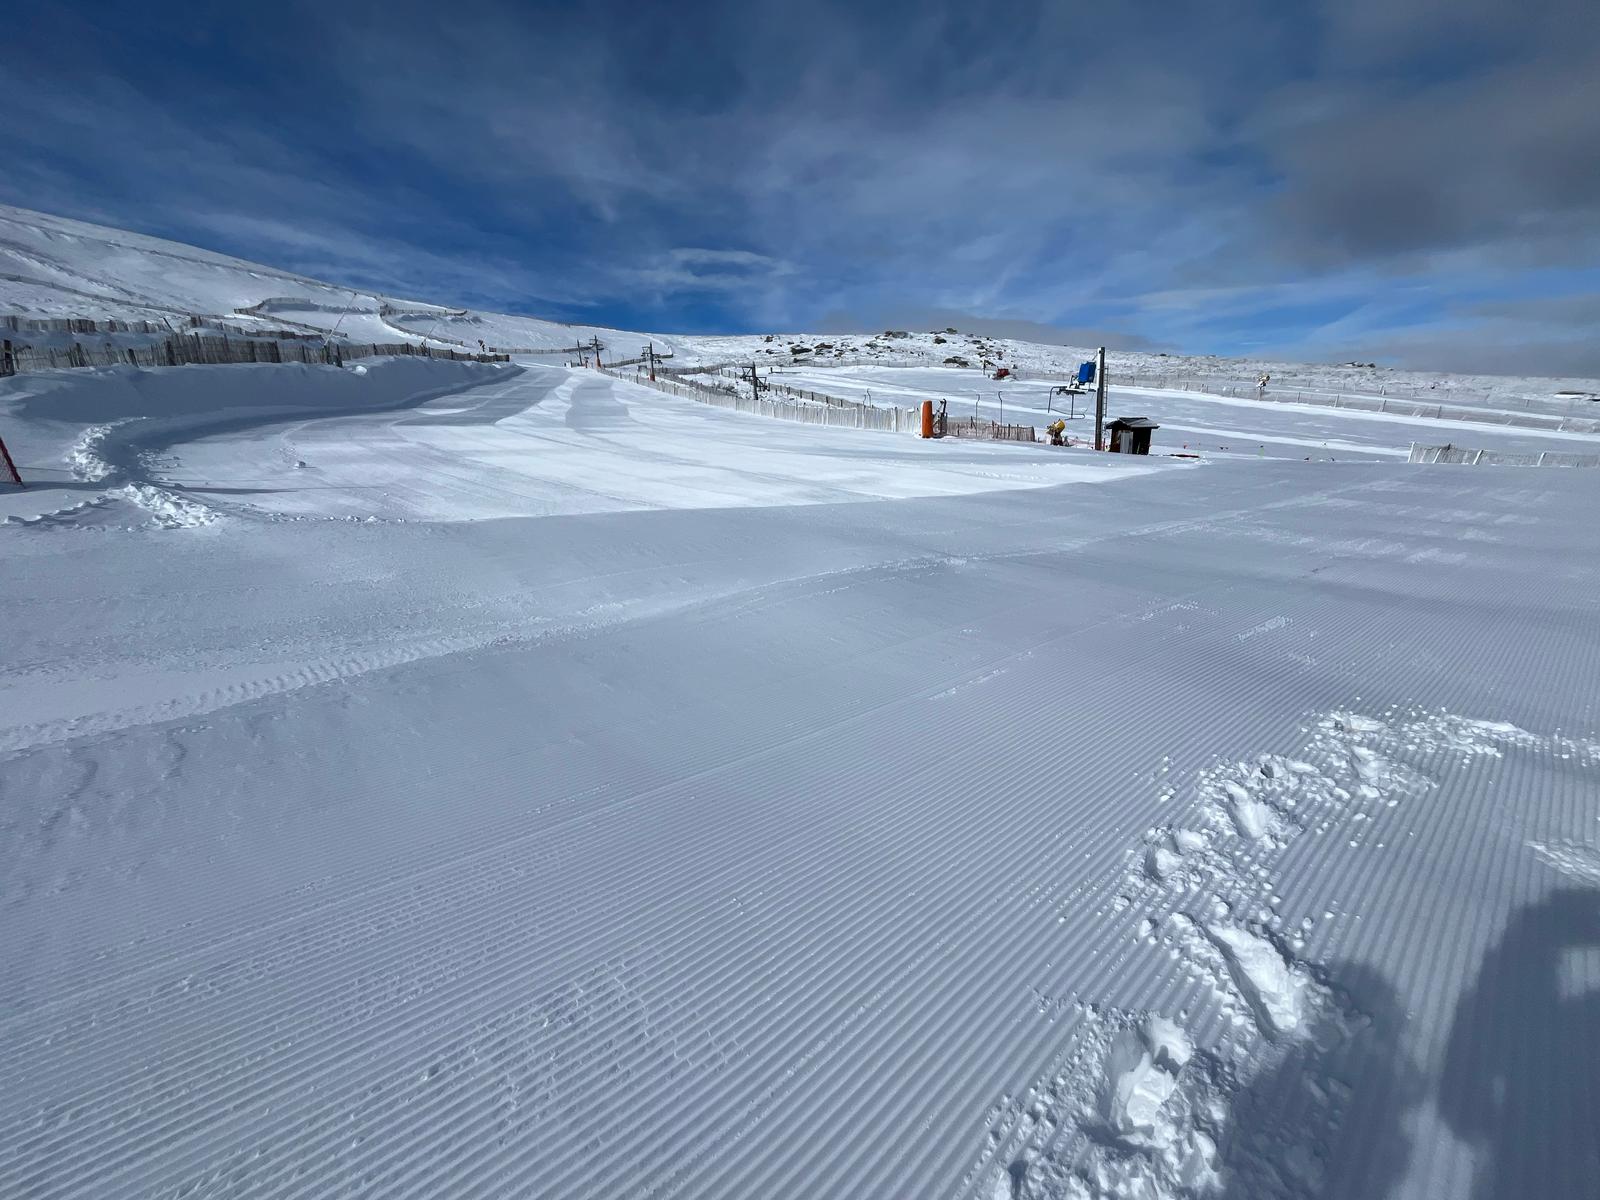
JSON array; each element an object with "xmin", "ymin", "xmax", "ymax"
[
  {"xmin": 767, "ymin": 356, "xmax": 1600, "ymax": 435},
  {"xmin": 1, "ymin": 332, "xmax": 508, "ymax": 377},
  {"xmin": 599, "ymin": 365, "xmax": 923, "ymax": 434},
  {"xmin": 704, "ymin": 365, "xmax": 1041, "ymax": 440},
  {"xmin": 600, "ymin": 363, "xmax": 1046, "ymax": 442},
  {"xmin": 943, "ymin": 417, "xmax": 1038, "ymax": 443},
  {"xmin": 698, "ymin": 366, "xmax": 882, "ymax": 411},
  {"xmin": 1408, "ymin": 443, "xmax": 1600, "ymax": 467},
  {"xmin": 600, "ymin": 352, "xmax": 677, "ymax": 369},
  {"xmin": 1122, "ymin": 373, "xmax": 1600, "ymax": 420},
  {"xmin": 1123, "ymin": 378, "xmax": 1600, "ymax": 435},
  {"xmin": 3, "ymin": 315, "xmax": 172, "ymax": 336},
  {"xmin": 767, "ymin": 379, "xmax": 880, "ymax": 409},
  {"xmin": 1, "ymin": 309, "xmax": 579, "ymax": 361},
  {"xmin": 399, "ymin": 329, "xmax": 581, "ymax": 357},
  {"xmin": 1, "ymin": 313, "xmax": 323, "ymax": 341},
  {"xmin": 656, "ymin": 360, "xmax": 739, "ymax": 377}
]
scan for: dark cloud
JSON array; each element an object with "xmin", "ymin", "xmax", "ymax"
[
  {"xmin": 1259, "ymin": 0, "xmax": 1600, "ymax": 267},
  {"xmin": 1264, "ymin": 66, "xmax": 1600, "ymax": 265},
  {"xmin": 1463, "ymin": 292, "xmax": 1600, "ymax": 323}
]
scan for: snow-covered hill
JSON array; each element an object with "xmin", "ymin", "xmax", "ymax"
[
  {"xmin": 0, "ymin": 204, "xmax": 682, "ymax": 357},
  {"xmin": 5, "ymin": 203, "xmax": 1597, "ymax": 406}
]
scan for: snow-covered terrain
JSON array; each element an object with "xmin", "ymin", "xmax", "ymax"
[
  {"xmin": 3, "ymin": 208, "xmax": 1599, "ymax": 1199},
  {"xmin": 756, "ymin": 364, "xmax": 1600, "ymax": 462},
  {"xmin": 6, "ymin": 202, "xmax": 1598, "ymax": 412},
  {"xmin": 0, "ymin": 205, "xmax": 682, "ymax": 357}
]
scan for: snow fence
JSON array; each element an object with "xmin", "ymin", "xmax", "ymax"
[
  {"xmin": 600, "ymin": 366, "xmax": 925, "ymax": 434},
  {"xmin": 1409, "ymin": 443, "xmax": 1600, "ymax": 467}
]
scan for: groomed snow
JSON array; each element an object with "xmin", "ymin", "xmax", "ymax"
[{"xmin": 3, "ymin": 211, "xmax": 1599, "ymax": 1200}]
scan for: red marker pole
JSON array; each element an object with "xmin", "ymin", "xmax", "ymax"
[{"xmin": 0, "ymin": 434, "xmax": 23, "ymax": 487}]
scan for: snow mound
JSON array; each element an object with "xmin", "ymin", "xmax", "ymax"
[
  {"xmin": 66, "ymin": 421, "xmax": 128, "ymax": 481},
  {"xmin": 106, "ymin": 482, "xmax": 219, "ymax": 529},
  {"xmin": 1203, "ymin": 923, "xmax": 1318, "ymax": 1038}
]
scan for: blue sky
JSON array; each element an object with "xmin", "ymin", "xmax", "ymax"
[{"xmin": 3, "ymin": 0, "xmax": 1598, "ymax": 373}]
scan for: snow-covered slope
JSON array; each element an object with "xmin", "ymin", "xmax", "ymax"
[
  {"xmin": 3, "ymin": 204, "xmax": 1599, "ymax": 1200},
  {"xmin": 5, "ymin": 400, "xmax": 1598, "ymax": 1197},
  {"xmin": 0, "ymin": 204, "xmax": 680, "ymax": 356}
]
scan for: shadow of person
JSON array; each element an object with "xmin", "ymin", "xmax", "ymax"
[
  {"xmin": 1439, "ymin": 887, "xmax": 1600, "ymax": 1199},
  {"xmin": 1220, "ymin": 961, "xmax": 1423, "ymax": 1198}
]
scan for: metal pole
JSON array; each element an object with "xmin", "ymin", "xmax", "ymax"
[
  {"xmin": 329, "ymin": 287, "xmax": 362, "ymax": 339},
  {"xmin": 1093, "ymin": 346, "xmax": 1107, "ymax": 451}
]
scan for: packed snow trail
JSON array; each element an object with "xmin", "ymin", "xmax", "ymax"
[
  {"xmin": 0, "ymin": 362, "xmax": 1162, "ymax": 529},
  {"xmin": 3, "ymin": 372, "xmax": 1599, "ymax": 1197}
]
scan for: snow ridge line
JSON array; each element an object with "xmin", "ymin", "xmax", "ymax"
[
  {"xmin": 2, "ymin": 551, "xmax": 1023, "ymax": 1023},
  {"xmin": 0, "ymin": 551, "xmax": 988, "ymax": 758}
]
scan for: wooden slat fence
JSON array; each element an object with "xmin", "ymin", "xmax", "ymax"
[
  {"xmin": 602, "ymin": 364, "xmax": 1043, "ymax": 443},
  {"xmin": 1, "ymin": 334, "xmax": 508, "ymax": 378},
  {"xmin": 943, "ymin": 416, "xmax": 1039, "ymax": 442},
  {"xmin": 599, "ymin": 365, "xmax": 923, "ymax": 434},
  {"xmin": 2, "ymin": 315, "xmax": 171, "ymax": 335}
]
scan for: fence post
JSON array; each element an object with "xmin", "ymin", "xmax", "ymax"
[{"xmin": 1, "ymin": 339, "xmax": 12, "ymax": 377}]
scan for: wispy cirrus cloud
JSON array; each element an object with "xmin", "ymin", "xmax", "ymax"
[{"xmin": 3, "ymin": 0, "xmax": 1598, "ymax": 373}]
